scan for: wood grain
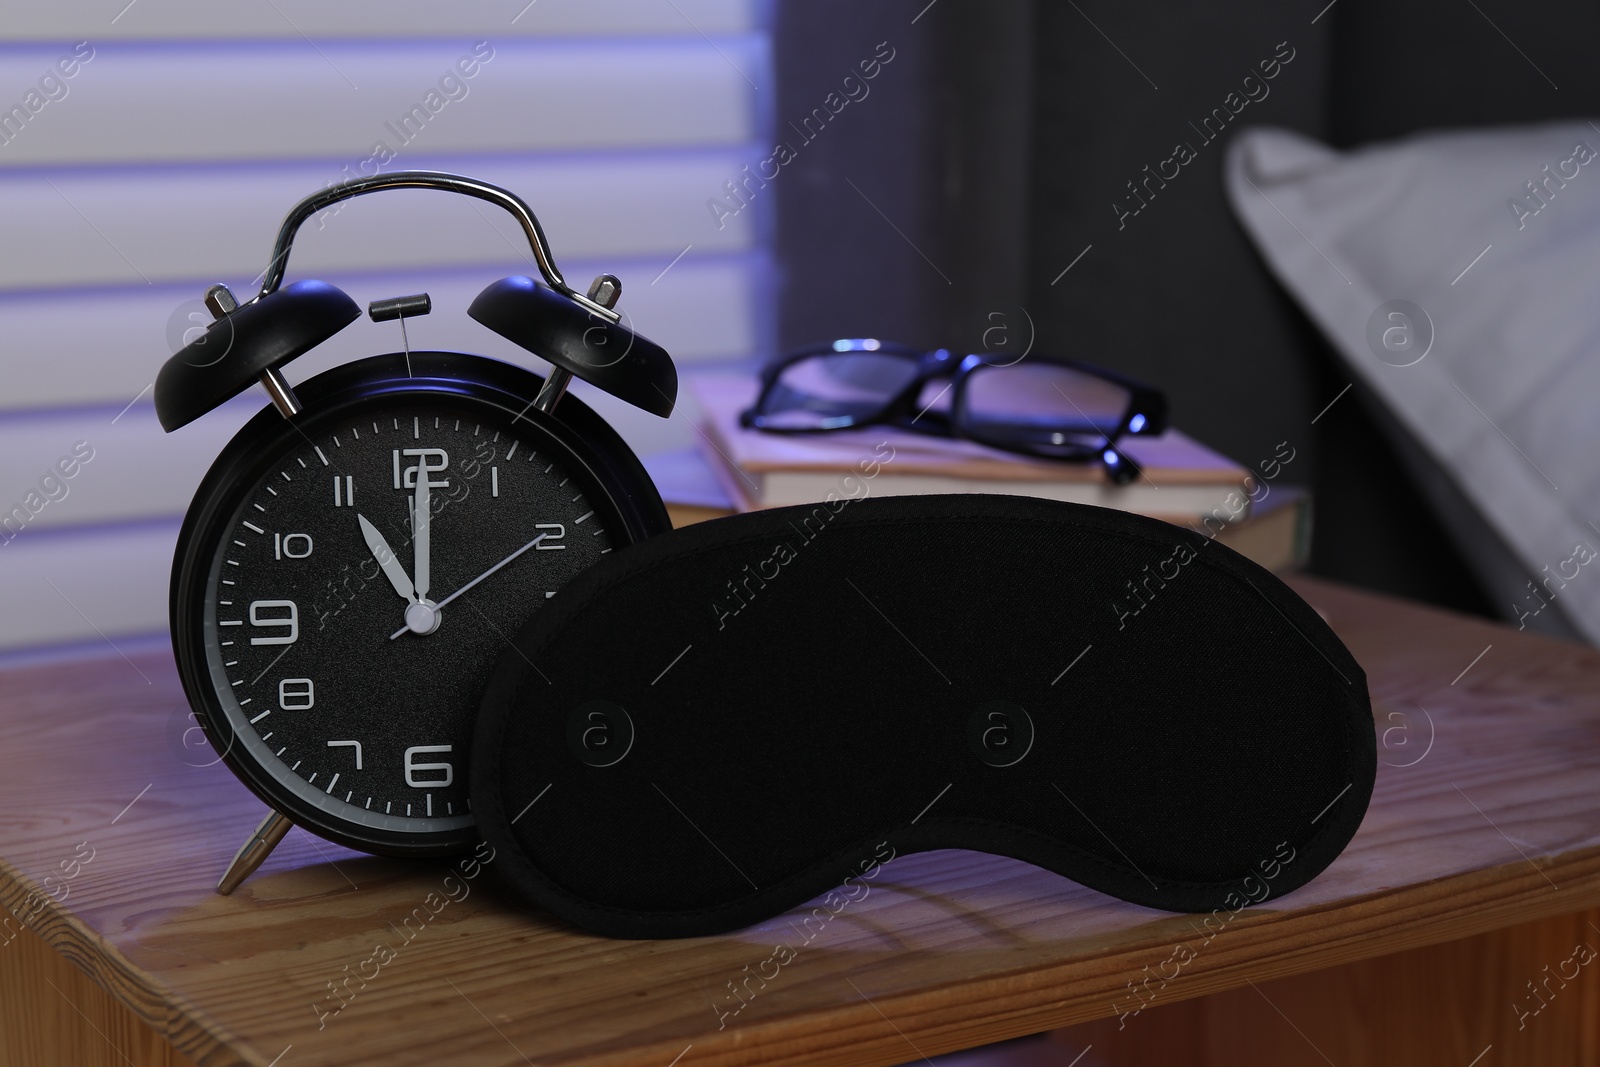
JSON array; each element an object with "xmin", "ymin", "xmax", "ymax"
[
  {"xmin": 1059, "ymin": 904, "xmax": 1600, "ymax": 1065},
  {"xmin": 1, "ymin": 923, "xmax": 201, "ymax": 1067},
  {"xmin": 0, "ymin": 576, "xmax": 1597, "ymax": 1067}
]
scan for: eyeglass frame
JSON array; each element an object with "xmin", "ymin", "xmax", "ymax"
[{"xmin": 738, "ymin": 339, "xmax": 1168, "ymax": 484}]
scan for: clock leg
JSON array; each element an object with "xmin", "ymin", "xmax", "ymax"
[{"xmin": 216, "ymin": 810, "xmax": 293, "ymax": 895}]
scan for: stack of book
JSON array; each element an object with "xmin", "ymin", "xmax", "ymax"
[{"xmin": 647, "ymin": 372, "xmax": 1310, "ymax": 572}]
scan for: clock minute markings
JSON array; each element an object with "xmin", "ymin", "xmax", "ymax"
[{"xmin": 220, "ymin": 403, "xmax": 554, "ymax": 894}]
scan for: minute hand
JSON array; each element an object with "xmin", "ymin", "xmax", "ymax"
[
  {"xmin": 413, "ymin": 467, "xmax": 431, "ymax": 600},
  {"xmin": 389, "ymin": 531, "xmax": 548, "ymax": 640}
]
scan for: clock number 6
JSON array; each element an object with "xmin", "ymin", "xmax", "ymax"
[
  {"xmin": 404, "ymin": 745, "xmax": 453, "ymax": 788},
  {"xmin": 248, "ymin": 600, "xmax": 298, "ymax": 646}
]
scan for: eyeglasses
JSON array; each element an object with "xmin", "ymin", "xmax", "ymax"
[{"xmin": 739, "ymin": 339, "xmax": 1168, "ymax": 485}]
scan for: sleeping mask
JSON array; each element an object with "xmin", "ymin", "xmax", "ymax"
[{"xmin": 471, "ymin": 493, "xmax": 1374, "ymax": 938}]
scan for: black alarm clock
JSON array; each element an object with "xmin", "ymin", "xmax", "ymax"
[{"xmin": 155, "ymin": 172, "xmax": 676, "ymax": 894}]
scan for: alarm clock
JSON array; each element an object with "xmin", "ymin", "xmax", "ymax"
[{"xmin": 155, "ymin": 172, "xmax": 676, "ymax": 894}]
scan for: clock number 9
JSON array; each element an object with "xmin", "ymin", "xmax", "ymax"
[
  {"xmin": 403, "ymin": 745, "xmax": 453, "ymax": 788},
  {"xmin": 248, "ymin": 600, "xmax": 299, "ymax": 646}
]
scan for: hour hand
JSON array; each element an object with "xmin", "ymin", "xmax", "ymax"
[{"xmin": 358, "ymin": 513, "xmax": 417, "ymax": 604}]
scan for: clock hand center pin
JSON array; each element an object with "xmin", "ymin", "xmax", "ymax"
[{"xmin": 389, "ymin": 531, "xmax": 549, "ymax": 640}]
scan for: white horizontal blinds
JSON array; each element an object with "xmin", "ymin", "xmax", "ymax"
[
  {"xmin": 0, "ymin": 1, "xmax": 753, "ymax": 41},
  {"xmin": 0, "ymin": 261, "xmax": 757, "ymax": 411},
  {"xmin": 0, "ymin": 1, "xmax": 768, "ymax": 652},
  {"xmin": 0, "ymin": 41, "xmax": 758, "ymax": 167},
  {"xmin": 0, "ymin": 155, "xmax": 756, "ymax": 289}
]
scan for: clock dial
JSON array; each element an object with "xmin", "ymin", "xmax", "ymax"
[{"xmin": 199, "ymin": 398, "xmax": 621, "ymax": 843}]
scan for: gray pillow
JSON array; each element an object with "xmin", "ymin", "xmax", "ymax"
[{"xmin": 1225, "ymin": 122, "xmax": 1600, "ymax": 644}]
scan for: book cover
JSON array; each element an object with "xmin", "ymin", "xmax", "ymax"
[
  {"xmin": 687, "ymin": 372, "xmax": 1256, "ymax": 523},
  {"xmin": 652, "ymin": 449, "xmax": 1313, "ymax": 574}
]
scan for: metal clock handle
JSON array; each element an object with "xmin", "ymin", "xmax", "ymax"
[
  {"xmin": 254, "ymin": 170, "xmax": 621, "ymax": 324},
  {"xmin": 222, "ymin": 169, "xmax": 622, "ymax": 419}
]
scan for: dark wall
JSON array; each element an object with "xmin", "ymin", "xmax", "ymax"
[
  {"xmin": 1328, "ymin": 0, "xmax": 1600, "ymax": 146},
  {"xmin": 772, "ymin": 0, "xmax": 1597, "ymax": 618},
  {"xmin": 1024, "ymin": 4, "xmax": 1328, "ymax": 489},
  {"xmin": 772, "ymin": 2, "xmax": 946, "ymax": 350},
  {"xmin": 1018, "ymin": 1, "xmax": 1496, "ymax": 615},
  {"xmin": 772, "ymin": 1, "xmax": 1036, "ymax": 353}
]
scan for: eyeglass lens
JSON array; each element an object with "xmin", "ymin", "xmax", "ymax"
[
  {"xmin": 760, "ymin": 351, "xmax": 922, "ymax": 429},
  {"xmin": 959, "ymin": 363, "xmax": 1133, "ymax": 456}
]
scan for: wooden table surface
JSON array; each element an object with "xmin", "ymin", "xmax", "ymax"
[{"xmin": 2, "ymin": 576, "xmax": 1598, "ymax": 1067}]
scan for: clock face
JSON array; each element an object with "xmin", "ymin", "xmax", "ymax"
[{"xmin": 187, "ymin": 375, "xmax": 639, "ymax": 853}]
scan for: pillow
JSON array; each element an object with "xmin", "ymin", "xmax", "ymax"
[{"xmin": 1225, "ymin": 122, "xmax": 1600, "ymax": 644}]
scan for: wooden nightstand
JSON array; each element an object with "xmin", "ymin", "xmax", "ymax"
[{"xmin": 1, "ymin": 577, "xmax": 1596, "ymax": 1066}]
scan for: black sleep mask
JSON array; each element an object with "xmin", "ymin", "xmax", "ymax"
[{"xmin": 471, "ymin": 493, "xmax": 1374, "ymax": 939}]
